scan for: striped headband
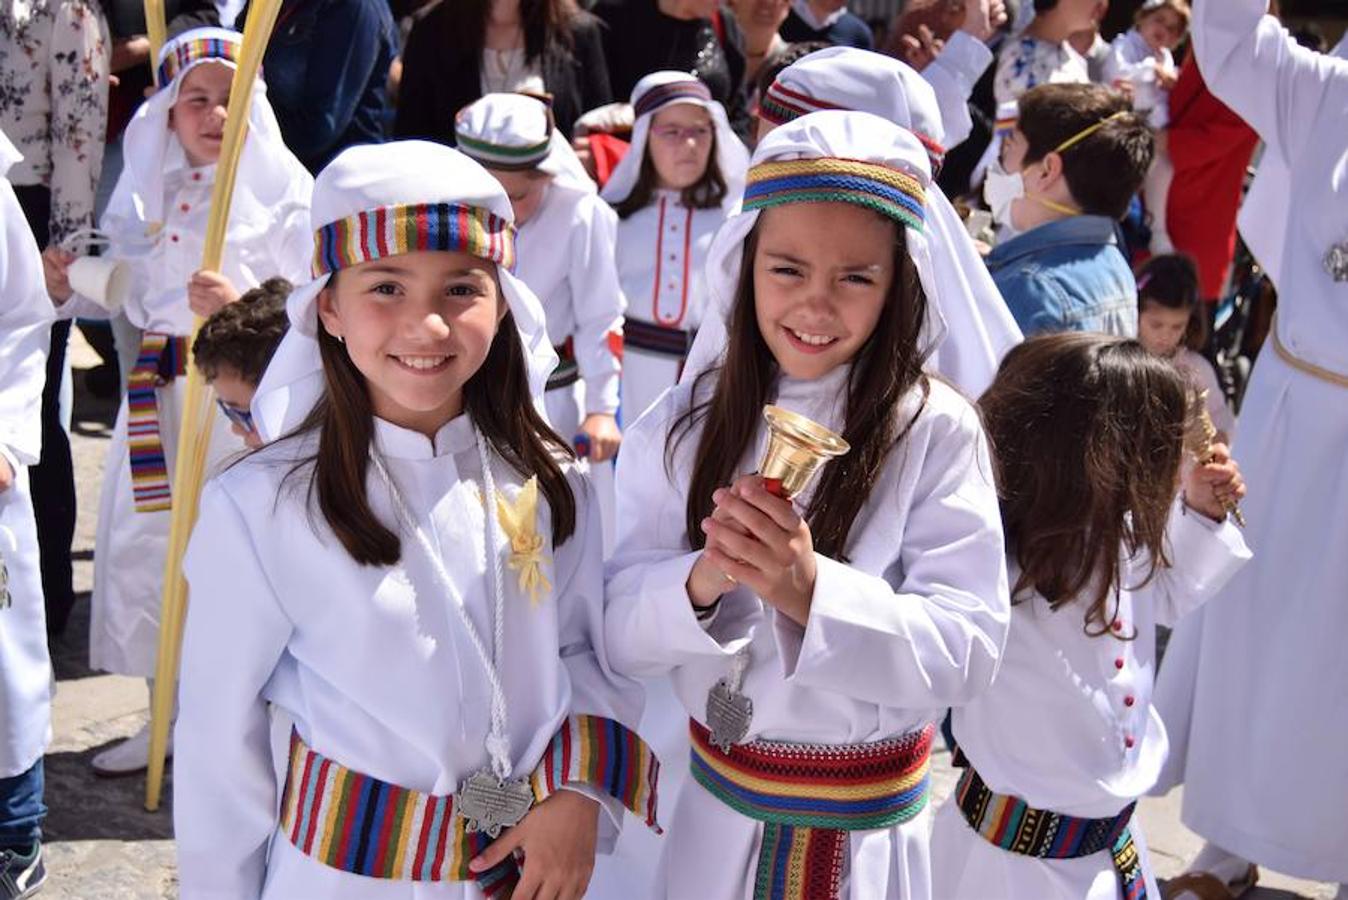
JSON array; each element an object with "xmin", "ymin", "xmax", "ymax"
[
  {"xmin": 634, "ymin": 80, "xmax": 712, "ymax": 119},
  {"xmin": 455, "ymin": 130, "xmax": 552, "ymax": 171},
  {"xmin": 157, "ymin": 36, "xmax": 239, "ymax": 89},
  {"xmin": 743, "ymin": 157, "xmax": 926, "ymax": 234},
  {"xmin": 312, "ymin": 203, "xmax": 516, "ymax": 277}
]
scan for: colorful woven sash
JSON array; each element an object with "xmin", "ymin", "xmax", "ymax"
[
  {"xmin": 689, "ymin": 719, "xmax": 933, "ymax": 900},
  {"xmin": 312, "ymin": 203, "xmax": 516, "ymax": 277},
  {"xmin": 126, "ymin": 332, "xmax": 188, "ymax": 513},
  {"xmin": 156, "ymin": 34, "xmax": 239, "ymax": 88},
  {"xmin": 954, "ymin": 764, "xmax": 1147, "ymax": 900},
  {"xmin": 279, "ymin": 714, "xmax": 660, "ymax": 890},
  {"xmin": 623, "ymin": 318, "xmax": 690, "ymax": 359},
  {"xmin": 547, "ymin": 338, "xmax": 579, "ymax": 391}
]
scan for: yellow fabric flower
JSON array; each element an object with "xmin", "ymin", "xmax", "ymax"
[{"xmin": 495, "ymin": 476, "xmax": 552, "ymax": 605}]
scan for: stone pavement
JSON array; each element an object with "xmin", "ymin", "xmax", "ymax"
[{"xmin": 38, "ymin": 334, "xmax": 1337, "ymax": 898}]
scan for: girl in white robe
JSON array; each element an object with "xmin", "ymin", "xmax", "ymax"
[
  {"xmin": 0, "ymin": 127, "xmax": 56, "ymax": 887},
  {"xmin": 928, "ymin": 333, "xmax": 1250, "ymax": 900},
  {"xmin": 604, "ymin": 111, "xmax": 1011, "ymax": 900},
  {"xmin": 173, "ymin": 141, "xmax": 659, "ymax": 900},
  {"xmin": 601, "ymin": 71, "xmax": 749, "ymax": 426},
  {"xmin": 1150, "ymin": 0, "xmax": 1348, "ymax": 894},
  {"xmin": 39, "ymin": 27, "xmax": 313, "ymax": 774}
]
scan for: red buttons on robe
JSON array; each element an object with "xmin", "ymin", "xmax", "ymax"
[
  {"xmin": 1124, "ymin": 695, "xmax": 1136, "ymax": 707},
  {"xmin": 180, "ymin": 203, "xmax": 190, "ymax": 213},
  {"xmin": 1112, "ymin": 619, "xmax": 1123, "ymax": 633},
  {"xmin": 1114, "ymin": 657, "xmax": 1125, "ymax": 670},
  {"xmin": 1124, "ymin": 735, "xmax": 1136, "ymax": 749},
  {"xmin": 170, "ymin": 234, "xmax": 179, "ymax": 243}
]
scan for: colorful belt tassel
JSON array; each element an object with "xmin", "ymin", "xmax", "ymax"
[
  {"xmin": 955, "ymin": 764, "xmax": 1147, "ymax": 900},
  {"xmin": 689, "ymin": 719, "xmax": 933, "ymax": 900},
  {"xmin": 126, "ymin": 332, "xmax": 187, "ymax": 513}
]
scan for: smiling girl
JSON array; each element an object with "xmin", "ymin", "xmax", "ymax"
[
  {"xmin": 38, "ymin": 27, "xmax": 313, "ymax": 777},
  {"xmin": 173, "ymin": 141, "xmax": 659, "ymax": 900},
  {"xmin": 604, "ymin": 110, "xmax": 1009, "ymax": 900}
]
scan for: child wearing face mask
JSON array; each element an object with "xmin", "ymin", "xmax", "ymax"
[
  {"xmin": 600, "ymin": 72, "xmax": 749, "ymax": 426},
  {"xmin": 982, "ymin": 83, "xmax": 1154, "ymax": 337},
  {"xmin": 37, "ymin": 28, "xmax": 313, "ymax": 777}
]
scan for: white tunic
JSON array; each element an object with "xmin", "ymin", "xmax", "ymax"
[
  {"xmin": 0, "ymin": 171, "xmax": 55, "ymax": 778},
  {"xmin": 931, "ymin": 504, "xmax": 1250, "ymax": 900},
  {"xmin": 613, "ymin": 192, "xmax": 723, "ymax": 425},
  {"xmin": 57, "ymin": 164, "xmax": 311, "ymax": 677},
  {"xmin": 922, "ymin": 30, "xmax": 994, "ymax": 152},
  {"xmin": 1101, "ymin": 29, "xmax": 1175, "ymax": 129},
  {"xmin": 1152, "ymin": 0, "xmax": 1348, "ymax": 881},
  {"xmin": 604, "ymin": 366, "xmax": 1010, "ymax": 900},
  {"xmin": 174, "ymin": 415, "xmax": 641, "ymax": 899}
]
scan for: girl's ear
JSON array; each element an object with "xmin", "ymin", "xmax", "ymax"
[{"xmin": 316, "ymin": 285, "xmax": 344, "ymax": 342}]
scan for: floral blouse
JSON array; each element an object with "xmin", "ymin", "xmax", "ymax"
[{"xmin": 0, "ymin": 0, "xmax": 109, "ymax": 244}]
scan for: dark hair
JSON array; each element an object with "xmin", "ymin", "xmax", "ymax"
[
  {"xmin": 278, "ymin": 276, "xmax": 576, "ymax": 567},
  {"xmin": 978, "ymin": 334, "xmax": 1191, "ymax": 636},
  {"xmin": 1135, "ymin": 252, "xmax": 1206, "ymax": 350},
  {"xmin": 440, "ymin": 0, "xmax": 581, "ymax": 61},
  {"xmin": 1135, "ymin": 0, "xmax": 1191, "ymax": 29},
  {"xmin": 669, "ymin": 211, "xmax": 931, "ymax": 562},
  {"xmin": 1018, "ymin": 83, "xmax": 1154, "ymax": 220},
  {"xmin": 612, "ymin": 110, "xmax": 728, "ymax": 219},
  {"xmin": 754, "ymin": 41, "xmax": 831, "ymax": 101},
  {"xmin": 192, "ymin": 277, "xmax": 292, "ymax": 385}
]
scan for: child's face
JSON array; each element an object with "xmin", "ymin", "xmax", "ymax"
[
  {"xmin": 752, "ymin": 202, "xmax": 895, "ymax": 381},
  {"xmin": 1047, "ymin": 0, "xmax": 1103, "ymax": 34},
  {"xmin": 1140, "ymin": 8, "xmax": 1186, "ymax": 52},
  {"xmin": 211, "ymin": 366, "xmax": 263, "ymax": 449},
  {"xmin": 169, "ymin": 62, "xmax": 233, "ymax": 168},
  {"xmin": 1138, "ymin": 301, "xmax": 1190, "ymax": 357},
  {"xmin": 317, "ymin": 250, "xmax": 506, "ymax": 436},
  {"xmin": 488, "ymin": 168, "xmax": 550, "ymax": 228},
  {"xmin": 648, "ymin": 104, "xmax": 715, "ymax": 192}
]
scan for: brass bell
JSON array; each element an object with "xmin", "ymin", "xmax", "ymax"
[{"xmin": 758, "ymin": 405, "xmax": 851, "ymax": 499}]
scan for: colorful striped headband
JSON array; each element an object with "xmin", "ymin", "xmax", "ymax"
[
  {"xmin": 312, "ymin": 203, "xmax": 516, "ymax": 277},
  {"xmin": 157, "ymin": 36, "xmax": 239, "ymax": 89},
  {"xmin": 743, "ymin": 157, "xmax": 925, "ymax": 234},
  {"xmin": 455, "ymin": 130, "xmax": 552, "ymax": 171},
  {"xmin": 634, "ymin": 80, "xmax": 712, "ymax": 119}
]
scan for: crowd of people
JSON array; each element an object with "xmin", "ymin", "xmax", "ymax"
[{"xmin": 0, "ymin": 0, "xmax": 1344, "ymax": 898}]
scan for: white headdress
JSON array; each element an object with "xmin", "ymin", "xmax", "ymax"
[{"xmin": 455, "ymin": 92, "xmax": 596, "ymax": 195}]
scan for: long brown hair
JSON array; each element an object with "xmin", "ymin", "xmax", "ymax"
[
  {"xmin": 280, "ymin": 284, "xmax": 576, "ymax": 567},
  {"xmin": 612, "ymin": 125, "xmax": 728, "ymax": 219},
  {"xmin": 440, "ymin": 0, "xmax": 581, "ymax": 62},
  {"xmin": 670, "ymin": 215, "xmax": 930, "ymax": 562},
  {"xmin": 978, "ymin": 334, "xmax": 1190, "ymax": 636}
]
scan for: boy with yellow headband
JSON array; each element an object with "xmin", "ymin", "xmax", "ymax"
[{"xmin": 982, "ymin": 83, "xmax": 1154, "ymax": 337}]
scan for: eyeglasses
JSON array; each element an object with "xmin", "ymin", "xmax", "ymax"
[
  {"xmin": 216, "ymin": 398, "xmax": 255, "ymax": 433},
  {"xmin": 651, "ymin": 125, "xmax": 713, "ymax": 144}
]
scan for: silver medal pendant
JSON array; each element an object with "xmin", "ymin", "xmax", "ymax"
[
  {"xmin": 1324, "ymin": 240, "xmax": 1348, "ymax": 283},
  {"xmin": 706, "ymin": 677, "xmax": 753, "ymax": 752},
  {"xmin": 454, "ymin": 769, "xmax": 534, "ymax": 837}
]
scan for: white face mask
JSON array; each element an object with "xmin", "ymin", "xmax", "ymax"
[{"xmin": 983, "ymin": 160, "xmax": 1025, "ymax": 230}]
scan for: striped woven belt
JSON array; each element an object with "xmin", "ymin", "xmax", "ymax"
[
  {"xmin": 955, "ymin": 764, "xmax": 1146, "ymax": 900},
  {"xmin": 279, "ymin": 715, "xmax": 661, "ymax": 892},
  {"xmin": 623, "ymin": 318, "xmax": 690, "ymax": 359},
  {"xmin": 547, "ymin": 338, "xmax": 579, "ymax": 392},
  {"xmin": 689, "ymin": 719, "xmax": 933, "ymax": 900},
  {"xmin": 126, "ymin": 332, "xmax": 188, "ymax": 513}
]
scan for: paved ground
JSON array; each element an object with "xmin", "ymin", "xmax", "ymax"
[{"xmin": 37, "ymin": 333, "xmax": 1338, "ymax": 898}]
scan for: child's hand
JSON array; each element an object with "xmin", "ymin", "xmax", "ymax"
[
  {"xmin": 960, "ymin": 0, "xmax": 1009, "ymax": 43},
  {"xmin": 1156, "ymin": 66, "xmax": 1178, "ymax": 90},
  {"xmin": 0, "ymin": 457, "xmax": 13, "ymax": 494},
  {"xmin": 1183, "ymin": 442, "xmax": 1246, "ymax": 522},
  {"xmin": 41, "ymin": 246, "xmax": 75, "ymax": 304},
  {"xmin": 702, "ymin": 475, "xmax": 817, "ymax": 626},
  {"xmin": 579, "ymin": 413, "xmax": 621, "ymax": 462},
  {"xmin": 187, "ymin": 269, "xmax": 240, "ymax": 318},
  {"xmin": 467, "ymin": 789, "xmax": 599, "ymax": 900}
]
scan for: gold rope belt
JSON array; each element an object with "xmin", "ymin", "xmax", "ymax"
[{"xmin": 1270, "ymin": 314, "xmax": 1348, "ymax": 389}]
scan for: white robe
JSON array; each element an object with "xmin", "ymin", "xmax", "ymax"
[
  {"xmin": 614, "ymin": 192, "xmax": 723, "ymax": 425},
  {"xmin": 604, "ymin": 366, "xmax": 1010, "ymax": 900},
  {"xmin": 1101, "ymin": 29, "xmax": 1175, "ymax": 130},
  {"xmin": 1151, "ymin": 0, "xmax": 1348, "ymax": 882},
  {"xmin": 921, "ymin": 31, "xmax": 994, "ymax": 153},
  {"xmin": 174, "ymin": 415, "xmax": 642, "ymax": 899},
  {"xmin": 0, "ymin": 174, "xmax": 55, "ymax": 778},
  {"xmin": 57, "ymin": 163, "xmax": 311, "ymax": 677},
  {"xmin": 931, "ymin": 504, "xmax": 1250, "ymax": 899}
]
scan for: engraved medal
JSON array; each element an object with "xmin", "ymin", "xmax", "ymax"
[
  {"xmin": 454, "ymin": 769, "xmax": 535, "ymax": 837},
  {"xmin": 706, "ymin": 676, "xmax": 753, "ymax": 752}
]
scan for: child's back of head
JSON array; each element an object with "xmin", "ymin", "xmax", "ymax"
[{"xmin": 192, "ymin": 277, "xmax": 292, "ymax": 387}]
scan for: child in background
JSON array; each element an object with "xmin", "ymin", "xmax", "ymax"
[
  {"xmin": 993, "ymin": 0, "xmax": 1097, "ymax": 106},
  {"xmin": 191, "ymin": 277, "xmax": 292, "ymax": 451},
  {"xmin": 38, "ymin": 27, "xmax": 313, "ymax": 776},
  {"xmin": 1104, "ymin": 0, "xmax": 1190, "ymax": 252},
  {"xmin": 931, "ymin": 333, "xmax": 1248, "ymax": 900},
  {"xmin": 600, "ymin": 71, "xmax": 749, "ymax": 425},
  {"xmin": 1135, "ymin": 253, "xmax": 1233, "ymax": 442}
]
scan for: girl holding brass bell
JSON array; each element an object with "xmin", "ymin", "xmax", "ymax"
[{"xmin": 604, "ymin": 110, "xmax": 1011, "ymax": 900}]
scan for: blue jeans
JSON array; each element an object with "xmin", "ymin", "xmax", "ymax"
[{"xmin": 0, "ymin": 761, "xmax": 45, "ymax": 851}]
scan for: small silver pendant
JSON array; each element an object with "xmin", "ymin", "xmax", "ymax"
[
  {"xmin": 706, "ymin": 677, "xmax": 753, "ymax": 752},
  {"xmin": 454, "ymin": 769, "xmax": 534, "ymax": 837},
  {"xmin": 1324, "ymin": 240, "xmax": 1348, "ymax": 283}
]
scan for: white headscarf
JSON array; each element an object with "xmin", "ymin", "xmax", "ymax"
[
  {"xmin": 252, "ymin": 141, "xmax": 558, "ymax": 441},
  {"xmin": 101, "ymin": 27, "xmax": 312, "ymax": 253},
  {"xmin": 455, "ymin": 92, "xmax": 596, "ymax": 195},
  {"xmin": 599, "ymin": 71, "xmax": 749, "ymax": 216},
  {"xmin": 0, "ymin": 128, "xmax": 21, "ymax": 176}
]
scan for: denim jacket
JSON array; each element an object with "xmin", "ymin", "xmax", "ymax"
[{"xmin": 986, "ymin": 215, "xmax": 1138, "ymax": 338}]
